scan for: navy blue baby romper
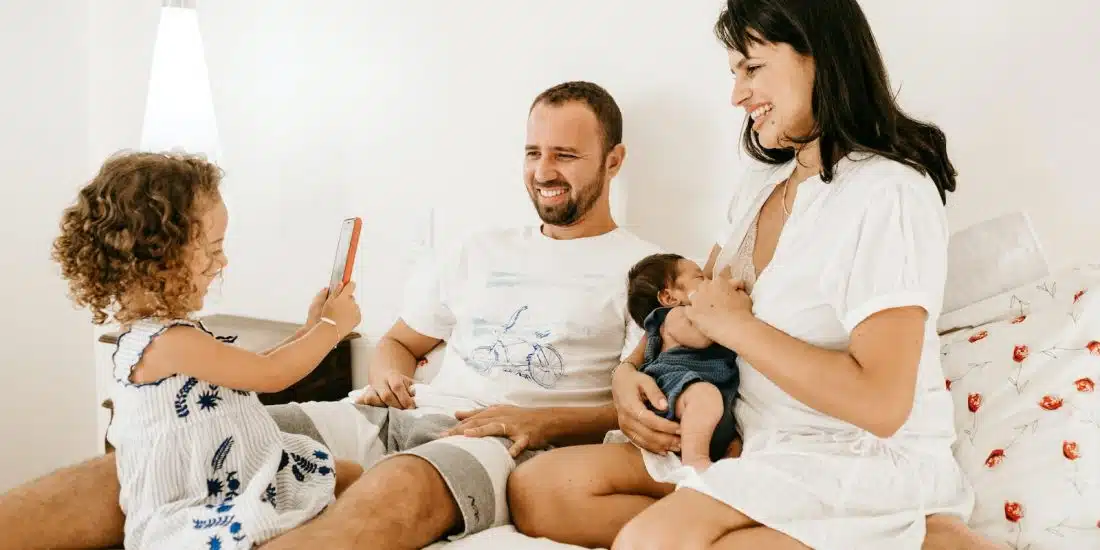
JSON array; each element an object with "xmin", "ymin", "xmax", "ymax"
[{"xmin": 640, "ymin": 307, "xmax": 740, "ymax": 460}]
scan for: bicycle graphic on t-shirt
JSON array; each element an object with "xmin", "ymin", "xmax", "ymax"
[{"xmin": 467, "ymin": 306, "xmax": 565, "ymax": 388}]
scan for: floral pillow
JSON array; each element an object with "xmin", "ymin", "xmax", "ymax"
[{"xmin": 941, "ymin": 264, "xmax": 1100, "ymax": 549}]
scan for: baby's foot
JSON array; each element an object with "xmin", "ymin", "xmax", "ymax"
[{"xmin": 681, "ymin": 455, "xmax": 712, "ymax": 473}]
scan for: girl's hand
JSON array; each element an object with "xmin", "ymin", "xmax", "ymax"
[
  {"xmin": 322, "ymin": 282, "xmax": 361, "ymax": 338},
  {"xmin": 305, "ymin": 287, "xmax": 329, "ymax": 328},
  {"xmin": 611, "ymin": 363, "xmax": 681, "ymax": 454},
  {"xmin": 686, "ymin": 272, "xmax": 753, "ymax": 338}
]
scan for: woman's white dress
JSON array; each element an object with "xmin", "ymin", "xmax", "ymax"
[{"xmin": 640, "ymin": 153, "xmax": 975, "ymax": 550}]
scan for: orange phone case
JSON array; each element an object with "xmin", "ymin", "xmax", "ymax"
[{"xmin": 339, "ymin": 217, "xmax": 362, "ymax": 287}]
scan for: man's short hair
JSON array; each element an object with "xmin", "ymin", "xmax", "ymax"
[{"xmin": 530, "ymin": 81, "xmax": 623, "ymax": 154}]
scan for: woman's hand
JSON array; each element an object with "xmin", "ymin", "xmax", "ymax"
[
  {"xmin": 685, "ymin": 272, "xmax": 754, "ymax": 339},
  {"xmin": 612, "ymin": 362, "xmax": 681, "ymax": 454}
]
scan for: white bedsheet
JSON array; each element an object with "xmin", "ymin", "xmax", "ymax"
[{"xmin": 424, "ymin": 527, "xmax": 589, "ymax": 550}]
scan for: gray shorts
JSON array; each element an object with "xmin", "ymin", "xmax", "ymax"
[{"xmin": 266, "ymin": 401, "xmax": 539, "ymax": 539}]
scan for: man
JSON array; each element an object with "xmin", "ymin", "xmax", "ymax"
[{"xmin": 0, "ymin": 81, "xmax": 663, "ymax": 549}]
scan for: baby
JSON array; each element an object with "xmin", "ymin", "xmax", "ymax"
[{"xmin": 627, "ymin": 253, "xmax": 739, "ymax": 470}]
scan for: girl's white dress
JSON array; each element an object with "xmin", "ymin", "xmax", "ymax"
[
  {"xmin": 107, "ymin": 318, "xmax": 336, "ymax": 549},
  {"xmin": 639, "ymin": 153, "xmax": 975, "ymax": 550}
]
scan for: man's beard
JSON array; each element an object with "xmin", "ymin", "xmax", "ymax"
[{"xmin": 528, "ymin": 165, "xmax": 605, "ymax": 227}]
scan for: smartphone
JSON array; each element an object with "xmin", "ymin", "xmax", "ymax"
[{"xmin": 328, "ymin": 217, "xmax": 362, "ymax": 295}]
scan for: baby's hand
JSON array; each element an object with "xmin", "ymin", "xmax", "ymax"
[{"xmin": 665, "ymin": 307, "xmax": 713, "ymax": 349}]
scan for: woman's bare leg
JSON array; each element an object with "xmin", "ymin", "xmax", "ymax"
[
  {"xmin": 711, "ymin": 527, "xmax": 811, "ymax": 549},
  {"xmin": 508, "ymin": 442, "xmax": 674, "ymax": 548},
  {"xmin": 923, "ymin": 514, "xmax": 1007, "ymax": 550},
  {"xmin": 0, "ymin": 453, "xmax": 124, "ymax": 550}
]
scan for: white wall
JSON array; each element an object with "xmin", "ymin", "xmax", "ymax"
[
  {"xmin": 86, "ymin": 0, "xmax": 1096, "ymax": 338},
  {"xmin": 0, "ymin": 0, "xmax": 97, "ymax": 491},
  {"xmin": 860, "ymin": 0, "xmax": 1099, "ymax": 273},
  {"xmin": 2, "ymin": 0, "xmax": 1096, "ymax": 489}
]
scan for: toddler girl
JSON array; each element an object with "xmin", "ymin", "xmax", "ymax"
[
  {"xmin": 626, "ymin": 253, "xmax": 739, "ymax": 470},
  {"xmin": 52, "ymin": 151, "xmax": 363, "ymax": 549}
]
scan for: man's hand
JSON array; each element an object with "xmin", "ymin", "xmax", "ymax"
[
  {"xmin": 357, "ymin": 367, "xmax": 416, "ymax": 409},
  {"xmin": 442, "ymin": 405, "xmax": 555, "ymax": 457},
  {"xmin": 612, "ymin": 363, "xmax": 681, "ymax": 454}
]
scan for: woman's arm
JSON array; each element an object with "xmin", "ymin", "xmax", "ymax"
[{"xmin": 708, "ymin": 303, "xmax": 925, "ymax": 438}]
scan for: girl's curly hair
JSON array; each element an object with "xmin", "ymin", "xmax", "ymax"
[{"xmin": 52, "ymin": 151, "xmax": 223, "ymax": 325}]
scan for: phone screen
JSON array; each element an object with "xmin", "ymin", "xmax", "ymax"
[{"xmin": 329, "ymin": 219, "xmax": 357, "ymax": 294}]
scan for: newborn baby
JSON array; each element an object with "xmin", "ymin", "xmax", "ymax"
[{"xmin": 627, "ymin": 253, "xmax": 740, "ymax": 470}]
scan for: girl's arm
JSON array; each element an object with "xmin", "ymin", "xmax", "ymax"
[
  {"xmin": 132, "ymin": 322, "xmax": 345, "ymax": 393},
  {"xmin": 259, "ymin": 323, "xmax": 314, "ymax": 356},
  {"xmin": 709, "ymin": 300, "xmax": 925, "ymax": 439}
]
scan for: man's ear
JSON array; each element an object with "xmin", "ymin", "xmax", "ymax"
[{"xmin": 604, "ymin": 143, "xmax": 626, "ymax": 178}]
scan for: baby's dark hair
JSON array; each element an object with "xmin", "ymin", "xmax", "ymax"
[
  {"xmin": 627, "ymin": 253, "xmax": 685, "ymax": 327},
  {"xmin": 52, "ymin": 151, "xmax": 223, "ymax": 325}
]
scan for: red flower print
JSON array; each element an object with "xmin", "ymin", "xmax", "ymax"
[
  {"xmin": 1011, "ymin": 315, "xmax": 1027, "ymax": 324},
  {"xmin": 968, "ymin": 330, "xmax": 989, "ymax": 343},
  {"xmin": 1064, "ymin": 441, "xmax": 1081, "ymax": 460},
  {"xmin": 1074, "ymin": 290, "xmax": 1086, "ymax": 303},
  {"xmin": 1013, "ymin": 345, "xmax": 1030, "ymax": 362},
  {"xmin": 985, "ymin": 449, "xmax": 1006, "ymax": 468},
  {"xmin": 1076, "ymin": 378, "xmax": 1096, "ymax": 393},
  {"xmin": 968, "ymin": 393, "xmax": 982, "ymax": 413},
  {"xmin": 1087, "ymin": 341, "xmax": 1100, "ymax": 356},
  {"xmin": 1005, "ymin": 501, "xmax": 1023, "ymax": 523},
  {"xmin": 1040, "ymin": 395, "xmax": 1065, "ymax": 410},
  {"xmin": 945, "ymin": 378, "xmax": 952, "ymax": 390}
]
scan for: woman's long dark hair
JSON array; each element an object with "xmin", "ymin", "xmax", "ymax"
[{"xmin": 715, "ymin": 0, "xmax": 956, "ymax": 203}]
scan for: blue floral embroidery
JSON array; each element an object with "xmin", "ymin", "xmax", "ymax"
[
  {"xmin": 174, "ymin": 377, "xmax": 199, "ymax": 417},
  {"xmin": 197, "ymin": 389, "xmax": 222, "ymax": 410},
  {"xmin": 212, "ymin": 437, "xmax": 233, "ymax": 471},
  {"xmin": 206, "ymin": 478, "xmax": 224, "ymax": 498},
  {"xmin": 260, "ymin": 483, "xmax": 278, "ymax": 509},
  {"xmin": 207, "ymin": 535, "xmax": 222, "ymax": 550},
  {"xmin": 224, "ymin": 472, "xmax": 241, "ymax": 499},
  {"xmin": 193, "ymin": 515, "xmax": 235, "ymax": 530}
]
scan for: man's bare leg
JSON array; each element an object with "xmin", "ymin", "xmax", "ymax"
[
  {"xmin": 0, "ymin": 454, "xmax": 124, "ymax": 550},
  {"xmin": 261, "ymin": 455, "xmax": 459, "ymax": 550},
  {"xmin": 509, "ymin": 442, "xmax": 674, "ymax": 548},
  {"xmin": 923, "ymin": 514, "xmax": 1006, "ymax": 550}
]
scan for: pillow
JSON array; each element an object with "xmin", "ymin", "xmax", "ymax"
[
  {"xmin": 941, "ymin": 264, "xmax": 1100, "ymax": 549},
  {"xmin": 941, "ymin": 211, "xmax": 1050, "ymax": 327}
]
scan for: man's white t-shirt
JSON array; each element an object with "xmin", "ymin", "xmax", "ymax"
[{"xmin": 400, "ymin": 226, "xmax": 662, "ymax": 412}]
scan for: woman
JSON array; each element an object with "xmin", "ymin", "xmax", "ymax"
[{"xmin": 508, "ymin": 1, "xmax": 1003, "ymax": 549}]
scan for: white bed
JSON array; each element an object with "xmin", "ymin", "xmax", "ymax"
[{"xmin": 105, "ymin": 211, "xmax": 1060, "ymax": 550}]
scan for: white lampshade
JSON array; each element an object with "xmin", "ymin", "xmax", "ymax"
[{"xmin": 140, "ymin": 0, "xmax": 220, "ymax": 162}]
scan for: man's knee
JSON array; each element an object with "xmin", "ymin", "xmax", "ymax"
[{"xmin": 351, "ymin": 455, "xmax": 457, "ymax": 526}]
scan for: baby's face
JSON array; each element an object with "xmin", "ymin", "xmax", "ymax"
[{"xmin": 663, "ymin": 259, "xmax": 705, "ymax": 306}]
